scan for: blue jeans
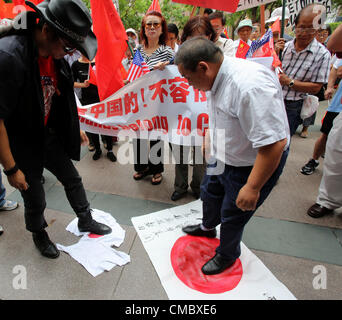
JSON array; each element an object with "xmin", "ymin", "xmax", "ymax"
[
  {"xmin": 284, "ymin": 99, "xmax": 304, "ymax": 136},
  {"xmin": 200, "ymin": 149, "xmax": 289, "ymax": 260},
  {"xmin": 0, "ymin": 170, "xmax": 6, "ymax": 207}
]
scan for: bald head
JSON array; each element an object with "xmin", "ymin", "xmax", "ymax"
[
  {"xmin": 175, "ymin": 37, "xmax": 224, "ymax": 92},
  {"xmin": 174, "ymin": 37, "xmax": 223, "ymax": 72},
  {"xmin": 295, "ymin": 3, "xmax": 326, "ymax": 27}
]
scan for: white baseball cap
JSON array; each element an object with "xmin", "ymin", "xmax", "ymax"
[{"xmin": 265, "ymin": 7, "xmax": 290, "ymax": 24}]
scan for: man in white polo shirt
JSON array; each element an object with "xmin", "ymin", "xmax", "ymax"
[{"xmin": 175, "ymin": 37, "xmax": 290, "ymax": 275}]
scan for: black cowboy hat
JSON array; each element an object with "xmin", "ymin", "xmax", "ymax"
[{"xmin": 25, "ymin": 0, "xmax": 97, "ymax": 60}]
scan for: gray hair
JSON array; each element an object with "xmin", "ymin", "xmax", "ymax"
[{"xmin": 174, "ymin": 37, "xmax": 223, "ymax": 72}]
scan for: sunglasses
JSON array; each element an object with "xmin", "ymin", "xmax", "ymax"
[
  {"xmin": 145, "ymin": 22, "xmax": 161, "ymax": 29},
  {"xmin": 60, "ymin": 37, "xmax": 76, "ymax": 53}
]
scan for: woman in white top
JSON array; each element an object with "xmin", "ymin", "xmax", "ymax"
[{"xmin": 132, "ymin": 11, "xmax": 175, "ymax": 185}]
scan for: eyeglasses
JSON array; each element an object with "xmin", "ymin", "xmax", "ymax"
[
  {"xmin": 295, "ymin": 27, "xmax": 316, "ymax": 35},
  {"xmin": 145, "ymin": 22, "xmax": 161, "ymax": 29},
  {"xmin": 60, "ymin": 37, "xmax": 76, "ymax": 53}
]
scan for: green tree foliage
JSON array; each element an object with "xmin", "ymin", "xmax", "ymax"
[
  {"xmin": 118, "ymin": 0, "xmax": 193, "ymax": 31},
  {"xmin": 81, "ymin": 0, "xmax": 90, "ymax": 10}
]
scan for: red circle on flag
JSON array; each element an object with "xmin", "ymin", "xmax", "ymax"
[{"xmin": 170, "ymin": 236, "xmax": 243, "ymax": 294}]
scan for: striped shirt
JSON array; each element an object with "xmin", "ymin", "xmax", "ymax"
[
  {"xmin": 281, "ymin": 38, "xmax": 331, "ymax": 101},
  {"xmin": 135, "ymin": 44, "xmax": 175, "ymax": 71}
]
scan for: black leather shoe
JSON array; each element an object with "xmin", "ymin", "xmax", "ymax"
[
  {"xmin": 32, "ymin": 230, "xmax": 60, "ymax": 259},
  {"xmin": 171, "ymin": 191, "xmax": 187, "ymax": 201},
  {"xmin": 182, "ymin": 224, "xmax": 217, "ymax": 238},
  {"xmin": 78, "ymin": 218, "xmax": 112, "ymax": 235},
  {"xmin": 107, "ymin": 151, "xmax": 117, "ymax": 162},
  {"xmin": 92, "ymin": 149, "xmax": 102, "ymax": 160},
  {"xmin": 201, "ymin": 253, "xmax": 236, "ymax": 275},
  {"xmin": 307, "ymin": 203, "xmax": 333, "ymax": 218}
]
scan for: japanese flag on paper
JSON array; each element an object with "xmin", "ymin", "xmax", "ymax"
[{"xmin": 132, "ymin": 200, "xmax": 296, "ymax": 300}]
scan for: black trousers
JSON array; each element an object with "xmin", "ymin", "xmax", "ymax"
[
  {"xmin": 20, "ymin": 130, "xmax": 90, "ymax": 232},
  {"xmin": 133, "ymin": 138, "xmax": 164, "ymax": 175},
  {"xmin": 86, "ymin": 132, "xmax": 113, "ymax": 151},
  {"xmin": 201, "ymin": 150, "xmax": 289, "ymax": 260}
]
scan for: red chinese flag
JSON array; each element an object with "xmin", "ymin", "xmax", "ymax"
[
  {"xmin": 90, "ymin": 0, "xmax": 128, "ymax": 101},
  {"xmin": 12, "ymin": 0, "xmax": 25, "ymax": 5},
  {"xmin": 271, "ymin": 17, "xmax": 281, "ymax": 34},
  {"xmin": 147, "ymin": 0, "xmax": 161, "ymax": 13},
  {"xmin": 235, "ymin": 40, "xmax": 250, "ymax": 59},
  {"xmin": 4, "ymin": 2, "xmax": 15, "ymax": 19},
  {"xmin": 272, "ymin": 50, "xmax": 282, "ymax": 69},
  {"xmin": 172, "ymin": 0, "xmax": 239, "ymax": 13},
  {"xmin": 120, "ymin": 63, "xmax": 128, "ymax": 80},
  {"xmin": 0, "ymin": 0, "xmax": 5, "ymax": 19},
  {"xmin": 0, "ymin": 0, "xmax": 15, "ymax": 19},
  {"xmin": 223, "ymin": 27, "xmax": 229, "ymax": 39}
]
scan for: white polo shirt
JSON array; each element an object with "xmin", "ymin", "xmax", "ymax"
[{"xmin": 208, "ymin": 56, "xmax": 290, "ymax": 167}]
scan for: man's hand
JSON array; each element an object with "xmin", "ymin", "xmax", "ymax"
[
  {"xmin": 8, "ymin": 169, "xmax": 29, "ymax": 192},
  {"xmin": 201, "ymin": 129, "xmax": 211, "ymax": 162},
  {"xmin": 80, "ymin": 130, "xmax": 89, "ymax": 146},
  {"xmin": 274, "ymin": 38, "xmax": 285, "ymax": 54},
  {"xmin": 236, "ymin": 184, "xmax": 260, "ymax": 211},
  {"xmin": 278, "ymin": 72, "xmax": 291, "ymax": 86}
]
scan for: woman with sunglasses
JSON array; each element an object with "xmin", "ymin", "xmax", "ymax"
[{"xmin": 132, "ymin": 11, "xmax": 174, "ymax": 185}]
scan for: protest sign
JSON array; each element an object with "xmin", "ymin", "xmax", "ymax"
[
  {"xmin": 286, "ymin": 0, "xmax": 332, "ymax": 26},
  {"xmin": 236, "ymin": 0, "xmax": 277, "ymax": 12},
  {"xmin": 78, "ymin": 66, "xmax": 208, "ymax": 146}
]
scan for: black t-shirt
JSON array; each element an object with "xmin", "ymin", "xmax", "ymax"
[{"xmin": 71, "ymin": 60, "xmax": 100, "ymax": 105}]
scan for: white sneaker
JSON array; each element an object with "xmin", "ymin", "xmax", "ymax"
[{"xmin": 0, "ymin": 200, "xmax": 19, "ymax": 211}]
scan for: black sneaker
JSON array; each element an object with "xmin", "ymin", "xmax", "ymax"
[
  {"xmin": 107, "ymin": 151, "xmax": 117, "ymax": 162},
  {"xmin": 301, "ymin": 159, "xmax": 319, "ymax": 175}
]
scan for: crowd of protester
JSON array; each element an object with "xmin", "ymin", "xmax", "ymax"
[{"xmin": 1, "ymin": 1, "xmax": 341, "ymax": 267}]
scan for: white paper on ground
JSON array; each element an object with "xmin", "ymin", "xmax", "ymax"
[{"xmin": 131, "ymin": 200, "xmax": 296, "ymax": 300}]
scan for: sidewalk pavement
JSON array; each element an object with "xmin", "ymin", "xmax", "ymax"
[{"xmin": 1, "ymin": 100, "xmax": 342, "ymax": 300}]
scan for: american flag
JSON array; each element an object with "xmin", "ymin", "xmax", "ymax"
[
  {"xmin": 127, "ymin": 49, "xmax": 150, "ymax": 82},
  {"xmin": 246, "ymin": 29, "xmax": 273, "ymax": 58}
]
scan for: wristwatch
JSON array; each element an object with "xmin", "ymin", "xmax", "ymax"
[
  {"xmin": 3, "ymin": 164, "xmax": 18, "ymax": 176},
  {"xmin": 288, "ymin": 79, "xmax": 295, "ymax": 88}
]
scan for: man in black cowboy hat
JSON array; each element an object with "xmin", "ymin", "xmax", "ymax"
[{"xmin": 0, "ymin": 0, "xmax": 112, "ymax": 259}]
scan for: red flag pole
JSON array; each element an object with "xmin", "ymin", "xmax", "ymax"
[
  {"xmin": 190, "ymin": 6, "xmax": 197, "ymax": 18},
  {"xmin": 260, "ymin": 5, "xmax": 265, "ymax": 36}
]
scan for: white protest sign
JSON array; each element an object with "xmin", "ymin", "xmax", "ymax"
[
  {"xmin": 132, "ymin": 200, "xmax": 296, "ymax": 300},
  {"xmin": 78, "ymin": 65, "xmax": 208, "ymax": 146},
  {"xmin": 287, "ymin": 0, "xmax": 332, "ymax": 26},
  {"xmin": 236, "ymin": 0, "xmax": 277, "ymax": 12}
]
